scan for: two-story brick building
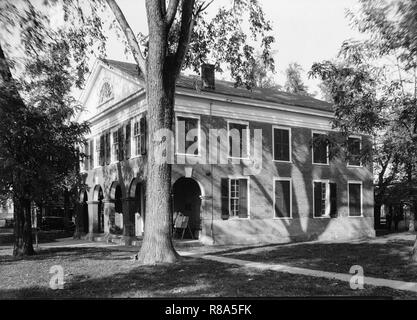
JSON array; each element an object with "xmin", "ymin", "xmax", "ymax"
[{"xmin": 76, "ymin": 59, "xmax": 374, "ymax": 245}]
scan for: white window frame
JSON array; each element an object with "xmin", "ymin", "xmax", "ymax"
[
  {"xmin": 227, "ymin": 120, "xmax": 250, "ymax": 160},
  {"xmin": 131, "ymin": 116, "xmax": 143, "ymax": 159},
  {"xmin": 175, "ymin": 113, "xmax": 201, "ymax": 157},
  {"xmin": 272, "ymin": 126, "xmax": 292, "ymax": 163},
  {"xmin": 228, "ymin": 176, "xmax": 250, "ymax": 219},
  {"xmin": 273, "ymin": 177, "xmax": 293, "ymax": 219},
  {"xmin": 347, "ymin": 135, "xmax": 363, "ymax": 168},
  {"xmin": 312, "ymin": 179, "xmax": 331, "ymax": 219},
  {"xmin": 111, "ymin": 128, "xmax": 119, "ymax": 164},
  {"xmin": 347, "ymin": 180, "xmax": 363, "ymax": 217},
  {"xmin": 312, "ymin": 131, "xmax": 329, "ymax": 166}
]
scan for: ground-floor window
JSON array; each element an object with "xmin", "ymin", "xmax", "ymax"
[
  {"xmin": 220, "ymin": 178, "xmax": 249, "ymax": 219},
  {"xmin": 274, "ymin": 178, "xmax": 292, "ymax": 218},
  {"xmin": 313, "ymin": 180, "xmax": 337, "ymax": 218},
  {"xmin": 348, "ymin": 182, "xmax": 362, "ymax": 217}
]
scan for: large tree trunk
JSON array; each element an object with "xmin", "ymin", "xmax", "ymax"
[
  {"xmin": 13, "ymin": 196, "xmax": 35, "ymax": 257},
  {"xmin": 137, "ymin": 9, "xmax": 179, "ymax": 264}
]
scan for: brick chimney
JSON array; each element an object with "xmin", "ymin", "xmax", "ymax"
[{"xmin": 201, "ymin": 63, "xmax": 215, "ymax": 90}]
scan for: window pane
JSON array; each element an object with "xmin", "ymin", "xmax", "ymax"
[
  {"xmin": 178, "ymin": 117, "xmax": 199, "ymax": 155},
  {"xmin": 274, "ymin": 128, "xmax": 290, "ymax": 161},
  {"xmin": 229, "ymin": 122, "xmax": 248, "ymax": 158},
  {"xmin": 274, "ymin": 180, "xmax": 291, "ymax": 218},
  {"xmin": 349, "ymin": 183, "xmax": 362, "ymax": 216},
  {"xmin": 313, "ymin": 133, "xmax": 328, "ymax": 164},
  {"xmin": 348, "ymin": 137, "xmax": 361, "ymax": 166}
]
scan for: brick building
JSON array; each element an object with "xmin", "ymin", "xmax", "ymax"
[{"xmin": 76, "ymin": 59, "xmax": 374, "ymax": 245}]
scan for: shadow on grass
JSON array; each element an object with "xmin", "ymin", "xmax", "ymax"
[
  {"xmin": 2, "ymin": 254, "xmax": 417, "ymax": 299},
  {"xmin": 223, "ymin": 239, "xmax": 417, "ymax": 282}
]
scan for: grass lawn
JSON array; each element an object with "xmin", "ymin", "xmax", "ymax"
[
  {"xmin": 1, "ymin": 240, "xmax": 417, "ymax": 299},
  {"xmin": 222, "ymin": 232, "xmax": 417, "ymax": 283}
]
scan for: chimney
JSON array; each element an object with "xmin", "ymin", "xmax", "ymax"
[{"xmin": 201, "ymin": 63, "xmax": 215, "ymax": 90}]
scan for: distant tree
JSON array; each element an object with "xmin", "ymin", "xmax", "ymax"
[
  {"xmin": 284, "ymin": 62, "xmax": 310, "ymax": 96},
  {"xmin": 0, "ymin": 25, "xmax": 89, "ymax": 256},
  {"xmin": 311, "ymin": 0, "xmax": 417, "ymax": 259}
]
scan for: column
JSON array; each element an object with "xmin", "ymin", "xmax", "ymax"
[
  {"xmin": 103, "ymin": 199, "xmax": 115, "ymax": 234},
  {"xmin": 122, "ymin": 197, "xmax": 135, "ymax": 237},
  {"xmin": 86, "ymin": 200, "xmax": 99, "ymax": 234}
]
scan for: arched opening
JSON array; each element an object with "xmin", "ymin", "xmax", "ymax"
[
  {"xmin": 172, "ymin": 177, "xmax": 202, "ymax": 239},
  {"xmin": 93, "ymin": 185, "xmax": 104, "ymax": 233},
  {"xmin": 80, "ymin": 190, "xmax": 89, "ymax": 233},
  {"xmin": 129, "ymin": 179, "xmax": 145, "ymax": 237}
]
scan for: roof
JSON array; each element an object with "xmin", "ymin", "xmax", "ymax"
[{"xmin": 101, "ymin": 59, "xmax": 333, "ymax": 112}]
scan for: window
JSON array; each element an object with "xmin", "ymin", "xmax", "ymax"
[
  {"xmin": 228, "ymin": 121, "xmax": 249, "ymax": 158},
  {"xmin": 80, "ymin": 142, "xmax": 88, "ymax": 172},
  {"xmin": 313, "ymin": 181, "xmax": 337, "ymax": 218},
  {"xmin": 348, "ymin": 182, "xmax": 362, "ymax": 217},
  {"xmin": 112, "ymin": 131, "xmax": 119, "ymax": 163},
  {"xmin": 176, "ymin": 115, "xmax": 200, "ymax": 156},
  {"xmin": 89, "ymin": 139, "xmax": 94, "ymax": 169},
  {"xmin": 274, "ymin": 179, "xmax": 292, "ymax": 218},
  {"xmin": 220, "ymin": 177, "xmax": 249, "ymax": 219},
  {"xmin": 312, "ymin": 132, "xmax": 329, "ymax": 165},
  {"xmin": 132, "ymin": 116, "xmax": 147, "ymax": 157},
  {"xmin": 273, "ymin": 127, "xmax": 291, "ymax": 162},
  {"xmin": 98, "ymin": 81, "xmax": 113, "ymax": 105},
  {"xmin": 347, "ymin": 136, "xmax": 362, "ymax": 167},
  {"xmin": 95, "ymin": 137, "xmax": 100, "ymax": 167}
]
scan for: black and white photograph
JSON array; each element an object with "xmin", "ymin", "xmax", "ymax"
[{"xmin": 1, "ymin": 0, "xmax": 417, "ymax": 308}]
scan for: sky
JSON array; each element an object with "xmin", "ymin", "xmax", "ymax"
[{"xmin": 104, "ymin": 0, "xmax": 366, "ymax": 98}]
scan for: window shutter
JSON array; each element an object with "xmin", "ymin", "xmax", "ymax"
[
  {"xmin": 89, "ymin": 139, "xmax": 94, "ymax": 169},
  {"xmin": 99, "ymin": 135, "xmax": 105, "ymax": 166},
  {"xmin": 84, "ymin": 142, "xmax": 89, "ymax": 171},
  {"xmin": 105, "ymin": 132, "xmax": 111, "ymax": 165},
  {"xmin": 221, "ymin": 178, "xmax": 229, "ymax": 220},
  {"xmin": 125, "ymin": 122, "xmax": 131, "ymax": 160},
  {"xmin": 313, "ymin": 182, "xmax": 322, "ymax": 217},
  {"xmin": 140, "ymin": 116, "xmax": 147, "ymax": 155},
  {"xmin": 330, "ymin": 183, "xmax": 337, "ymax": 217},
  {"xmin": 118, "ymin": 127, "xmax": 124, "ymax": 161},
  {"xmin": 239, "ymin": 179, "xmax": 248, "ymax": 218}
]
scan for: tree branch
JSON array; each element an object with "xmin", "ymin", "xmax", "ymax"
[
  {"xmin": 173, "ymin": 0, "xmax": 196, "ymax": 78},
  {"xmin": 106, "ymin": 0, "xmax": 147, "ymax": 79},
  {"xmin": 165, "ymin": 0, "xmax": 180, "ymax": 30}
]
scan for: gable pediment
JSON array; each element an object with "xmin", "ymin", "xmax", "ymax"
[{"xmin": 77, "ymin": 60, "xmax": 144, "ymax": 122}]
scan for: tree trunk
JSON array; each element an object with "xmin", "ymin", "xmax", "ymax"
[
  {"xmin": 136, "ymin": 6, "xmax": 179, "ymax": 263},
  {"xmin": 137, "ymin": 66, "xmax": 179, "ymax": 264},
  {"xmin": 13, "ymin": 196, "xmax": 35, "ymax": 257}
]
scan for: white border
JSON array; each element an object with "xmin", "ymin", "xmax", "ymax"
[
  {"xmin": 347, "ymin": 135, "xmax": 363, "ymax": 168},
  {"xmin": 272, "ymin": 126, "xmax": 292, "ymax": 163},
  {"xmin": 227, "ymin": 120, "xmax": 250, "ymax": 160},
  {"xmin": 312, "ymin": 179, "xmax": 331, "ymax": 219},
  {"xmin": 311, "ymin": 131, "xmax": 329, "ymax": 165},
  {"xmin": 227, "ymin": 176, "xmax": 251, "ymax": 220},
  {"xmin": 347, "ymin": 180, "xmax": 363, "ymax": 217},
  {"xmin": 272, "ymin": 177, "xmax": 293, "ymax": 219},
  {"xmin": 175, "ymin": 113, "xmax": 201, "ymax": 157}
]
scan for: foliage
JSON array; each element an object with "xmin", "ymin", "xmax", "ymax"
[{"xmin": 284, "ymin": 62, "xmax": 310, "ymax": 96}]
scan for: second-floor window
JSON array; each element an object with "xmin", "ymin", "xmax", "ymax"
[
  {"xmin": 347, "ymin": 136, "xmax": 362, "ymax": 167},
  {"xmin": 312, "ymin": 132, "xmax": 329, "ymax": 165},
  {"xmin": 132, "ymin": 116, "xmax": 147, "ymax": 157},
  {"xmin": 273, "ymin": 127, "xmax": 291, "ymax": 162},
  {"xmin": 228, "ymin": 121, "xmax": 249, "ymax": 159},
  {"xmin": 176, "ymin": 116, "xmax": 199, "ymax": 156},
  {"xmin": 112, "ymin": 131, "xmax": 119, "ymax": 163}
]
